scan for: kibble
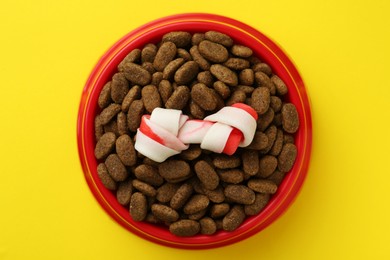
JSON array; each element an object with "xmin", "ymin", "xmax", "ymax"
[
  {"xmin": 281, "ymin": 103, "xmax": 299, "ymax": 133},
  {"xmin": 93, "ymin": 30, "xmax": 301, "ymax": 237},
  {"xmin": 151, "ymin": 204, "xmax": 179, "ymax": 222},
  {"xmin": 127, "ymin": 100, "xmax": 144, "ymax": 132},
  {"xmin": 153, "ymin": 41, "xmax": 177, "ymax": 72},
  {"xmin": 130, "ymin": 192, "xmax": 147, "ymax": 221},
  {"xmin": 98, "ymin": 82, "xmax": 112, "ymax": 109},
  {"xmin": 94, "ymin": 132, "xmax": 116, "ymax": 160},
  {"xmin": 169, "ymin": 219, "xmax": 200, "ymax": 237},
  {"xmin": 116, "ymin": 179, "xmax": 133, "ymax": 205},
  {"xmin": 97, "ymin": 163, "xmax": 117, "ymax": 190},
  {"xmin": 224, "ymin": 185, "xmax": 255, "ymax": 205}
]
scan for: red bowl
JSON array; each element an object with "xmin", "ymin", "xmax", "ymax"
[{"xmin": 77, "ymin": 13, "xmax": 312, "ymax": 249}]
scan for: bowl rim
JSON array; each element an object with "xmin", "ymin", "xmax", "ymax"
[{"xmin": 77, "ymin": 13, "xmax": 312, "ymax": 249}]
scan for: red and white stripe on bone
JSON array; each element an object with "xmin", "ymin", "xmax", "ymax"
[{"xmin": 134, "ymin": 103, "xmax": 258, "ymax": 162}]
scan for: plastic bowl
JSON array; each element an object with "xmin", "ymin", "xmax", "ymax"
[{"xmin": 77, "ymin": 13, "xmax": 312, "ymax": 249}]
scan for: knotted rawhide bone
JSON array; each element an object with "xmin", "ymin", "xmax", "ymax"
[{"xmin": 134, "ymin": 103, "xmax": 258, "ymax": 162}]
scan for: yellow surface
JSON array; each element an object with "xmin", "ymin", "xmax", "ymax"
[{"xmin": 1, "ymin": 0, "xmax": 389, "ymax": 259}]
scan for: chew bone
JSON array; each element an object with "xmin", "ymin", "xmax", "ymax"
[{"xmin": 135, "ymin": 103, "xmax": 257, "ymax": 162}]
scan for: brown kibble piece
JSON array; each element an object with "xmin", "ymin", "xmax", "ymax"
[
  {"xmin": 191, "ymin": 83, "xmax": 218, "ymax": 111},
  {"xmin": 270, "ymin": 96, "xmax": 282, "ymax": 112},
  {"xmin": 121, "ymin": 85, "xmax": 141, "ymax": 112},
  {"xmin": 270, "ymin": 129, "xmax": 284, "ymax": 156},
  {"xmin": 162, "ymin": 31, "xmax": 192, "ymax": 47},
  {"xmin": 252, "ymin": 63, "xmax": 272, "ymax": 76},
  {"xmin": 190, "ymin": 45, "xmax": 210, "ymax": 71},
  {"xmin": 177, "ymin": 48, "xmax": 192, "ymax": 61},
  {"xmin": 231, "ymin": 44, "xmax": 253, "ymax": 58},
  {"xmin": 197, "ymin": 71, "xmax": 214, "ymax": 87},
  {"xmin": 222, "ymin": 205, "xmax": 245, "ymax": 231},
  {"xmin": 127, "ymin": 100, "xmax": 144, "ymax": 132},
  {"xmin": 116, "ymin": 179, "xmax": 133, "ymax": 205},
  {"xmin": 189, "ymin": 100, "xmax": 205, "ymax": 119},
  {"xmin": 200, "ymin": 217, "xmax": 217, "ymax": 235},
  {"xmin": 242, "ymin": 150, "xmax": 259, "ymax": 176},
  {"xmin": 141, "ymin": 44, "xmax": 157, "ymax": 63},
  {"xmin": 116, "ymin": 134, "xmax": 137, "ymax": 166},
  {"xmin": 251, "ymin": 87, "xmax": 270, "ymax": 115},
  {"xmin": 191, "ymin": 33, "xmax": 205, "ymax": 45},
  {"xmin": 257, "ymin": 108, "xmax": 275, "ymax": 132},
  {"xmin": 258, "ymin": 155, "xmax": 278, "ymax": 178},
  {"xmin": 165, "ymin": 85, "xmax": 190, "ymax": 110},
  {"xmin": 151, "ymin": 204, "xmax": 179, "ymax": 223},
  {"xmin": 255, "ymin": 71, "xmax": 275, "ymax": 95},
  {"xmin": 210, "ymin": 203, "xmax": 230, "ymax": 218},
  {"xmin": 174, "ymin": 61, "xmax": 199, "ymax": 85},
  {"xmin": 94, "ymin": 132, "xmax": 116, "ymax": 160},
  {"xmin": 271, "ymin": 75, "xmax": 288, "ymax": 95},
  {"xmin": 194, "ymin": 160, "xmax": 219, "ymax": 190},
  {"xmin": 244, "ymin": 193, "xmax": 270, "ymax": 215},
  {"xmin": 213, "ymin": 81, "xmax": 231, "ymax": 99},
  {"xmin": 141, "ymin": 85, "xmax": 162, "ymax": 113},
  {"xmin": 203, "ymin": 185, "xmax": 225, "ymax": 203},
  {"xmin": 278, "ymin": 143, "xmax": 298, "ymax": 173},
  {"xmin": 223, "ymin": 58, "xmax": 250, "ymax": 70},
  {"xmin": 234, "ymin": 85, "xmax": 254, "ymax": 95},
  {"xmin": 156, "ymin": 183, "xmax": 180, "ymax": 203},
  {"xmin": 163, "ymin": 58, "xmax": 185, "ymax": 80},
  {"xmin": 226, "ymin": 90, "xmax": 246, "ymax": 106},
  {"xmin": 153, "ymin": 41, "xmax": 177, "ymax": 72},
  {"xmin": 158, "ymin": 160, "xmax": 191, "ymax": 183},
  {"xmin": 183, "ymin": 194, "xmax": 210, "ymax": 214},
  {"xmin": 110, "ymin": 73, "xmax": 129, "ymax": 104},
  {"xmin": 169, "ymin": 220, "xmax": 200, "ymax": 237},
  {"xmin": 213, "ymin": 155, "xmax": 241, "ymax": 169},
  {"xmin": 117, "ymin": 112, "xmax": 128, "ymax": 135},
  {"xmin": 218, "ymin": 169, "xmax": 244, "ymax": 184},
  {"xmin": 118, "ymin": 49, "xmax": 141, "ymax": 71},
  {"xmin": 248, "ymin": 179, "xmax": 278, "ymax": 194},
  {"xmin": 267, "ymin": 170, "xmax": 286, "ymax": 186},
  {"xmin": 239, "ymin": 68, "xmax": 255, "ymax": 85},
  {"xmin": 97, "ymin": 163, "xmax": 117, "ymax": 190},
  {"xmin": 134, "ymin": 164, "xmax": 164, "ymax": 187},
  {"xmin": 98, "ymin": 82, "xmax": 112, "ymax": 109},
  {"xmin": 246, "ymin": 131, "xmax": 268, "ymax": 150},
  {"xmin": 188, "ymin": 209, "xmax": 207, "ymax": 220},
  {"xmin": 198, "ymin": 40, "xmax": 229, "ymax": 63},
  {"xmin": 99, "ymin": 103, "xmax": 121, "ymax": 125},
  {"xmin": 95, "ymin": 116, "xmax": 104, "ymax": 140},
  {"xmin": 170, "ymin": 183, "xmax": 193, "ymax": 210},
  {"xmin": 180, "ymin": 145, "xmax": 202, "ymax": 160},
  {"xmin": 151, "ymin": 71, "xmax": 163, "ymax": 86},
  {"xmin": 132, "ymin": 179, "xmax": 157, "ymax": 197},
  {"xmin": 260, "ymin": 125, "xmax": 278, "ymax": 154},
  {"xmin": 158, "ymin": 80, "xmax": 173, "ymax": 105},
  {"xmin": 205, "ymin": 31, "xmax": 233, "ymax": 47},
  {"xmin": 281, "ymin": 103, "xmax": 299, "ymax": 133},
  {"xmin": 224, "ymin": 185, "xmax": 255, "ymax": 205},
  {"xmin": 105, "ymin": 154, "xmax": 128, "ymax": 181},
  {"xmin": 122, "ymin": 62, "xmax": 151, "ymax": 86},
  {"xmin": 210, "ymin": 64, "xmax": 238, "ymax": 86},
  {"xmin": 130, "ymin": 192, "xmax": 147, "ymax": 221}
]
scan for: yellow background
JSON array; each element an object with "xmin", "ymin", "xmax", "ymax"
[{"xmin": 1, "ymin": 0, "xmax": 389, "ymax": 259}]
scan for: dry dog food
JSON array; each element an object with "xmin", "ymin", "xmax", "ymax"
[{"xmin": 93, "ymin": 30, "xmax": 299, "ymax": 236}]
